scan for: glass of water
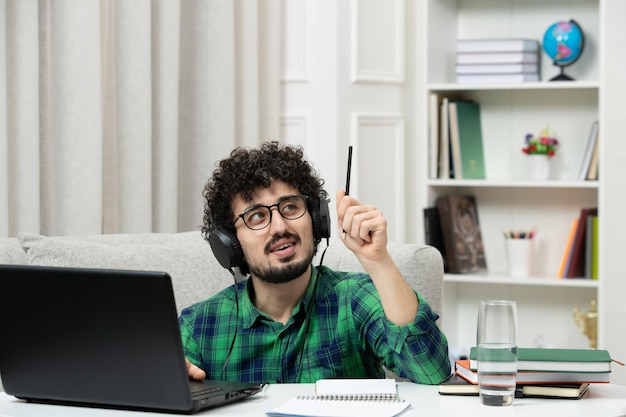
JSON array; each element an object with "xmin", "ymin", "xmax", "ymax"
[{"xmin": 476, "ymin": 300, "xmax": 518, "ymax": 406}]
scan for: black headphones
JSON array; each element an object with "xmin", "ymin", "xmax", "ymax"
[{"xmin": 208, "ymin": 198, "xmax": 331, "ymax": 270}]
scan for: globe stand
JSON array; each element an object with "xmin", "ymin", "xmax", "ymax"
[{"xmin": 549, "ymin": 65, "xmax": 575, "ymax": 81}]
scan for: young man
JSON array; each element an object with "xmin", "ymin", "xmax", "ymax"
[{"xmin": 179, "ymin": 142, "xmax": 450, "ymax": 384}]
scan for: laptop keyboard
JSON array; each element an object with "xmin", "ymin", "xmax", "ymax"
[{"xmin": 189, "ymin": 381, "xmax": 224, "ymax": 398}]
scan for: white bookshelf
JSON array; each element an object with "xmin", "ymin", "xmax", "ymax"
[{"xmin": 418, "ymin": 0, "xmax": 605, "ymax": 362}]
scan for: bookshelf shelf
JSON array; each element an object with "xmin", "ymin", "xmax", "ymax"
[
  {"xmin": 428, "ymin": 81, "xmax": 600, "ymax": 92},
  {"xmin": 427, "ymin": 179, "xmax": 599, "ymax": 189},
  {"xmin": 444, "ymin": 273, "xmax": 599, "ymax": 288}
]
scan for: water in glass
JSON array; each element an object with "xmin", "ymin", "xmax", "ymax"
[{"xmin": 477, "ymin": 343, "xmax": 518, "ymax": 406}]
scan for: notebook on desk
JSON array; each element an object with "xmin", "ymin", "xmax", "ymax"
[{"xmin": 0, "ymin": 264, "xmax": 261, "ymax": 414}]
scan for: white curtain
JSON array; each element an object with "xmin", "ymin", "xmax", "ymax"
[{"xmin": 0, "ymin": 0, "xmax": 281, "ymax": 237}]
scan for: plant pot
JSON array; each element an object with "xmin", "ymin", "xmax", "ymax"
[{"xmin": 527, "ymin": 155, "xmax": 551, "ymax": 180}]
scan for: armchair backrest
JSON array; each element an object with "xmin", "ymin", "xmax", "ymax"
[{"xmin": 314, "ymin": 239, "xmax": 444, "ymax": 319}]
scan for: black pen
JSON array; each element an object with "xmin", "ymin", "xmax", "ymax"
[{"xmin": 345, "ymin": 146, "xmax": 353, "ymax": 196}]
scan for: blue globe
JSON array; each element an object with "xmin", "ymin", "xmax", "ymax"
[{"xmin": 543, "ymin": 20, "xmax": 584, "ymax": 67}]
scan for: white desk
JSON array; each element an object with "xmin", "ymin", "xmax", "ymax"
[{"xmin": 1, "ymin": 383, "xmax": 625, "ymax": 417}]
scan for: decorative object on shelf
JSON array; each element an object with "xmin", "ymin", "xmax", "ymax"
[
  {"xmin": 523, "ymin": 128, "xmax": 558, "ymax": 180},
  {"xmin": 522, "ymin": 128, "xmax": 559, "ymax": 157},
  {"xmin": 522, "ymin": 128, "xmax": 559, "ymax": 180},
  {"xmin": 542, "ymin": 19, "xmax": 585, "ymax": 81},
  {"xmin": 503, "ymin": 229, "xmax": 536, "ymax": 277},
  {"xmin": 527, "ymin": 155, "xmax": 551, "ymax": 180},
  {"xmin": 435, "ymin": 194, "xmax": 487, "ymax": 274},
  {"xmin": 573, "ymin": 299, "xmax": 598, "ymax": 349}
]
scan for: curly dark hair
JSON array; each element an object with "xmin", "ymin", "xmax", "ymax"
[{"xmin": 201, "ymin": 141, "xmax": 328, "ymax": 241}]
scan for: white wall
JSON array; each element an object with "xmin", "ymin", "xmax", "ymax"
[{"xmin": 281, "ymin": 0, "xmax": 419, "ymax": 243}]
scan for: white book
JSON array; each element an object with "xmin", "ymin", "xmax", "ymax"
[
  {"xmin": 456, "ymin": 63, "xmax": 539, "ymax": 75},
  {"xmin": 428, "ymin": 93, "xmax": 442, "ymax": 179},
  {"xmin": 579, "ymin": 121, "xmax": 599, "ymax": 180},
  {"xmin": 447, "ymin": 101, "xmax": 463, "ymax": 179},
  {"xmin": 457, "ymin": 73, "xmax": 539, "ymax": 84},
  {"xmin": 457, "ymin": 51, "xmax": 539, "ymax": 65},
  {"xmin": 457, "ymin": 38, "xmax": 539, "ymax": 53}
]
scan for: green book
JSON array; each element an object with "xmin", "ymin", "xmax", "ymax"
[
  {"xmin": 591, "ymin": 215, "xmax": 599, "ymax": 280},
  {"xmin": 469, "ymin": 347, "xmax": 612, "ymax": 373},
  {"xmin": 449, "ymin": 101, "xmax": 486, "ymax": 179}
]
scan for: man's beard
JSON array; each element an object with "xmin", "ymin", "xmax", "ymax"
[{"xmin": 248, "ymin": 233, "xmax": 315, "ymax": 284}]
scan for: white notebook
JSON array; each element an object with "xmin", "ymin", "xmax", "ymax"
[{"xmin": 266, "ymin": 379, "xmax": 411, "ymax": 417}]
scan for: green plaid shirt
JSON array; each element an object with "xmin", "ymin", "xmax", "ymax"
[{"xmin": 179, "ymin": 265, "xmax": 450, "ymax": 384}]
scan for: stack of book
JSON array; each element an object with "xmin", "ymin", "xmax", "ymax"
[
  {"xmin": 456, "ymin": 38, "xmax": 540, "ymax": 84},
  {"xmin": 440, "ymin": 347, "xmax": 613, "ymax": 399}
]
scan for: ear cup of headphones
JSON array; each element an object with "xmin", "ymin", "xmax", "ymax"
[
  {"xmin": 208, "ymin": 228, "xmax": 244, "ymax": 270},
  {"xmin": 310, "ymin": 198, "xmax": 331, "ymax": 240}
]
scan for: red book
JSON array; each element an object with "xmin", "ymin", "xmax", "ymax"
[{"xmin": 454, "ymin": 359, "xmax": 610, "ymax": 385}]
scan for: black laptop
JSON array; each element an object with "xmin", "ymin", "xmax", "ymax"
[{"xmin": 0, "ymin": 264, "xmax": 262, "ymax": 414}]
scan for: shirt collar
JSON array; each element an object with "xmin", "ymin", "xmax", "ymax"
[{"xmin": 239, "ymin": 265, "xmax": 320, "ymax": 329}]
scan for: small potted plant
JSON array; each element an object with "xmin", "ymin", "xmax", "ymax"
[
  {"xmin": 522, "ymin": 128, "xmax": 559, "ymax": 157},
  {"xmin": 522, "ymin": 128, "xmax": 559, "ymax": 180}
]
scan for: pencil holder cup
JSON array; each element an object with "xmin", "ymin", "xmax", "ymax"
[{"xmin": 505, "ymin": 239, "xmax": 534, "ymax": 277}]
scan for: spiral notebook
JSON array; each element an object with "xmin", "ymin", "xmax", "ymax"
[{"xmin": 266, "ymin": 379, "xmax": 411, "ymax": 417}]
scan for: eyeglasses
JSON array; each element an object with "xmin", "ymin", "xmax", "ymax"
[{"xmin": 233, "ymin": 195, "xmax": 309, "ymax": 231}]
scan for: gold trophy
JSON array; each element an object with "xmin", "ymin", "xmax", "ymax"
[{"xmin": 573, "ymin": 299, "xmax": 598, "ymax": 349}]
